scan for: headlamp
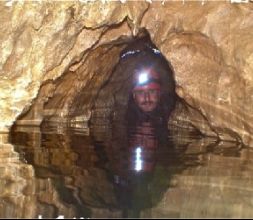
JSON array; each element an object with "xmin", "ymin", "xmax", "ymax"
[
  {"xmin": 133, "ymin": 68, "xmax": 161, "ymax": 91},
  {"xmin": 138, "ymin": 72, "xmax": 149, "ymax": 85}
]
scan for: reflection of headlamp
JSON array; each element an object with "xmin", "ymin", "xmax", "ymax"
[
  {"xmin": 135, "ymin": 147, "xmax": 142, "ymax": 172},
  {"xmin": 128, "ymin": 122, "xmax": 157, "ymax": 172},
  {"xmin": 130, "ymin": 145, "xmax": 156, "ymax": 172}
]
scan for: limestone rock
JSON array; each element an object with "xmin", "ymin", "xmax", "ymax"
[{"xmin": 0, "ymin": 1, "xmax": 253, "ymax": 146}]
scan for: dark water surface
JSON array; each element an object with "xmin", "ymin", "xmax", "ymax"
[{"xmin": 1, "ymin": 122, "xmax": 253, "ymax": 218}]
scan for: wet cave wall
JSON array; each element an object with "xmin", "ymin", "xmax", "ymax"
[{"xmin": 0, "ymin": 1, "xmax": 253, "ymax": 146}]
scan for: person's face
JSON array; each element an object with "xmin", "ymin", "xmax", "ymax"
[{"xmin": 133, "ymin": 85, "xmax": 160, "ymax": 113}]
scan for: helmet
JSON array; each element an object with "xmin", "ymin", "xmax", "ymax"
[{"xmin": 133, "ymin": 68, "xmax": 161, "ymax": 91}]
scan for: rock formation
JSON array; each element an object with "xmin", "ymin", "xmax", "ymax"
[{"xmin": 0, "ymin": 1, "xmax": 252, "ymax": 146}]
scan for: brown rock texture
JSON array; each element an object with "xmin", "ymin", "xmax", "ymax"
[
  {"xmin": 0, "ymin": 133, "xmax": 78, "ymax": 218},
  {"xmin": 8, "ymin": 129, "xmax": 121, "ymax": 218},
  {"xmin": 0, "ymin": 1, "xmax": 253, "ymax": 146}
]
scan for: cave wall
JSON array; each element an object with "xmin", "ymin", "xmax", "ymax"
[
  {"xmin": 1, "ymin": 1, "xmax": 253, "ymax": 146},
  {"xmin": 0, "ymin": 1, "xmax": 143, "ymax": 131},
  {"xmin": 143, "ymin": 2, "xmax": 253, "ymax": 144}
]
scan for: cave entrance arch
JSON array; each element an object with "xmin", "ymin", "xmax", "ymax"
[
  {"xmin": 85, "ymin": 33, "xmax": 178, "ymax": 141},
  {"xmin": 10, "ymin": 29, "xmax": 213, "ymax": 142}
]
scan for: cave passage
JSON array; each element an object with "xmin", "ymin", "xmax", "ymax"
[
  {"xmin": 0, "ymin": 0, "xmax": 252, "ymax": 217},
  {"xmin": 6, "ymin": 28, "xmax": 252, "ymax": 219},
  {"xmin": 11, "ymin": 29, "xmax": 207, "ymax": 142}
]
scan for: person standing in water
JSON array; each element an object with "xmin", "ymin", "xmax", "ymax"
[{"xmin": 122, "ymin": 36, "xmax": 177, "ymax": 127}]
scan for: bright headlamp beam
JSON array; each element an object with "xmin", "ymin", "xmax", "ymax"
[
  {"xmin": 138, "ymin": 72, "xmax": 148, "ymax": 85},
  {"xmin": 135, "ymin": 147, "xmax": 142, "ymax": 172}
]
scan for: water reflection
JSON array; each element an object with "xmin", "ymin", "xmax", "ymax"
[
  {"xmin": 105, "ymin": 120, "xmax": 178, "ymax": 218},
  {"xmin": 6, "ymin": 122, "xmax": 253, "ymax": 218}
]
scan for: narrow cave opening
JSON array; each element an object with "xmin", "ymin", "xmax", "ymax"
[
  {"xmin": 86, "ymin": 32, "xmax": 180, "ymax": 142},
  {"xmin": 9, "ymin": 30, "xmax": 211, "ymax": 218},
  {"xmin": 10, "ymin": 29, "xmax": 209, "ymax": 141},
  {"xmin": 7, "ymin": 28, "xmax": 246, "ymax": 219}
]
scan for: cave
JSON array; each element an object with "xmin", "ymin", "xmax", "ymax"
[
  {"xmin": 12, "ymin": 29, "xmax": 214, "ymax": 142},
  {"xmin": 1, "ymin": 1, "xmax": 253, "ymax": 218}
]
